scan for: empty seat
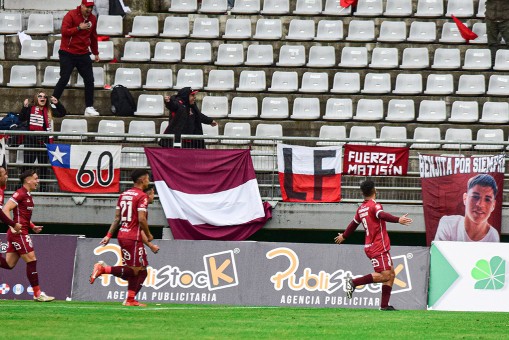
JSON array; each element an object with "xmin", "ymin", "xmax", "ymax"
[
  {"xmin": 76, "ymin": 67, "xmax": 104, "ymax": 88},
  {"xmin": 50, "ymin": 40, "xmax": 61, "ymax": 60},
  {"xmin": 168, "ymin": 0, "xmax": 198, "ymax": 12},
  {"xmin": 174, "ymin": 69, "xmax": 204, "ymax": 89},
  {"xmin": 338, "ymin": 47, "xmax": 368, "ymax": 68},
  {"xmin": 456, "ymin": 75, "xmax": 486, "ymax": 95},
  {"xmin": 424, "ymin": 74, "xmax": 454, "ymax": 95},
  {"xmin": 201, "ymin": 96, "xmax": 229, "ymax": 118},
  {"xmin": 348, "ymin": 126, "xmax": 377, "ymax": 145},
  {"xmin": 384, "ymin": 0, "xmax": 413, "ymax": 16},
  {"xmin": 260, "ymin": 97, "xmax": 289, "ymax": 119},
  {"xmin": 245, "ymin": 44, "xmax": 274, "ymax": 66},
  {"xmin": 0, "ymin": 12, "xmax": 22, "ymax": 34},
  {"xmin": 128, "ymin": 16, "xmax": 158, "ymax": 36},
  {"xmin": 443, "ymin": 128, "xmax": 473, "ymax": 150},
  {"xmin": 494, "ymin": 50, "xmax": 509, "ymax": 71},
  {"xmin": 96, "ymin": 15, "xmax": 123, "ymax": 35},
  {"xmin": 261, "ymin": 0, "xmax": 290, "ymax": 14},
  {"xmin": 286, "ymin": 19, "xmax": 315, "ymax": 40},
  {"xmin": 96, "ymin": 120, "xmax": 125, "ymax": 141},
  {"xmin": 199, "ymin": 0, "xmax": 227, "ymax": 13},
  {"xmin": 324, "ymin": 0, "xmax": 352, "ymax": 15},
  {"xmin": 122, "ymin": 41, "xmax": 151, "ymax": 62},
  {"xmin": 475, "ymin": 129, "xmax": 504, "ymax": 150},
  {"xmin": 0, "ymin": 65, "xmax": 3, "ymax": 85},
  {"xmin": 400, "ymin": 47, "xmax": 429, "ymax": 69},
  {"xmin": 96, "ymin": 41, "xmax": 114, "ymax": 61},
  {"xmin": 276, "ymin": 45, "xmax": 306, "ymax": 67},
  {"xmin": 480, "ymin": 102, "xmax": 509, "ymax": 123},
  {"xmin": 316, "ymin": 125, "xmax": 347, "ymax": 146},
  {"xmin": 293, "ymin": 0, "xmax": 322, "ymax": 15},
  {"xmin": 41, "ymin": 66, "xmax": 63, "ymax": 87},
  {"xmin": 411, "ymin": 127, "xmax": 441, "ymax": 149},
  {"xmin": 229, "ymin": 97, "xmax": 258, "ymax": 118},
  {"xmin": 417, "ymin": 100, "xmax": 447, "ymax": 122},
  {"xmin": 354, "ymin": 99, "xmax": 384, "ymax": 120},
  {"xmin": 290, "ymin": 98, "xmax": 320, "ymax": 120},
  {"xmin": 190, "ymin": 18, "xmax": 219, "ymax": 38},
  {"xmin": 378, "ymin": 126, "xmax": 407, "ymax": 147},
  {"xmin": 431, "ymin": 48, "xmax": 460, "ymax": 69},
  {"xmin": 121, "ymin": 147, "xmax": 148, "ymax": 167},
  {"xmin": 204, "ymin": 69, "xmax": 235, "ymax": 91},
  {"xmin": 415, "ymin": 0, "xmax": 443, "ymax": 17},
  {"xmin": 299, "ymin": 72, "xmax": 329, "ymax": 93},
  {"xmin": 354, "ymin": 0, "xmax": 383, "ymax": 16},
  {"xmin": 463, "ymin": 49, "xmax": 491, "ymax": 70},
  {"xmin": 152, "ymin": 41, "xmax": 181, "ymax": 63},
  {"xmin": 231, "ymin": 0, "xmax": 261, "ymax": 13},
  {"xmin": 202, "ymin": 123, "xmax": 220, "ymax": 144},
  {"xmin": 307, "ymin": 46, "xmax": 336, "ymax": 68},
  {"xmin": 237, "ymin": 70, "xmax": 266, "ymax": 91},
  {"xmin": 126, "ymin": 120, "xmax": 157, "ymax": 142},
  {"xmin": 7, "ymin": 65, "xmax": 37, "ymax": 87},
  {"xmin": 361, "ymin": 73, "xmax": 391, "ymax": 94},
  {"xmin": 439, "ymin": 22, "xmax": 467, "ymax": 43},
  {"xmin": 215, "ymin": 44, "xmax": 244, "ymax": 65},
  {"xmin": 19, "ymin": 40, "xmax": 47, "ymax": 60},
  {"xmin": 487, "ymin": 75, "xmax": 509, "ymax": 96},
  {"xmin": 377, "ymin": 21, "xmax": 407, "ymax": 42},
  {"xmin": 369, "ymin": 47, "xmax": 399, "ymax": 69},
  {"xmin": 134, "ymin": 95, "xmax": 165, "ymax": 117},
  {"xmin": 114, "ymin": 68, "xmax": 142, "ymax": 89},
  {"xmin": 471, "ymin": 22, "xmax": 487, "ymax": 44},
  {"xmin": 331, "ymin": 72, "xmax": 361, "ymax": 93},
  {"xmin": 222, "ymin": 122, "xmax": 251, "ymax": 144},
  {"xmin": 183, "ymin": 42, "xmax": 212, "ymax": 63},
  {"xmin": 58, "ymin": 119, "xmax": 88, "ymax": 140},
  {"xmin": 346, "ymin": 20, "xmax": 375, "ymax": 41},
  {"xmin": 25, "ymin": 13, "xmax": 53, "ymax": 34},
  {"xmin": 268, "ymin": 71, "xmax": 299, "ymax": 92},
  {"xmin": 223, "ymin": 18, "xmax": 252, "ymax": 39},
  {"xmin": 407, "ymin": 21, "xmax": 436, "ymax": 42},
  {"xmin": 445, "ymin": 0, "xmax": 474, "ymax": 17},
  {"xmin": 143, "ymin": 68, "xmax": 173, "ymax": 90},
  {"xmin": 393, "ymin": 74, "xmax": 423, "ymax": 94},
  {"xmin": 253, "ymin": 19, "xmax": 282, "ymax": 40},
  {"xmin": 254, "ymin": 123, "xmax": 283, "ymax": 145},
  {"xmin": 323, "ymin": 98, "xmax": 353, "ymax": 120},
  {"xmin": 386, "ymin": 99, "xmax": 415, "ymax": 122},
  {"xmin": 315, "ymin": 20, "xmax": 343, "ymax": 41},
  {"xmin": 449, "ymin": 101, "xmax": 479, "ymax": 122},
  {"xmin": 477, "ymin": 0, "xmax": 486, "ymax": 17},
  {"xmin": 160, "ymin": 16, "xmax": 189, "ymax": 37}
]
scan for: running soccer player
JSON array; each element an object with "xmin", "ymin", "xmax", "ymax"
[
  {"xmin": 334, "ymin": 180, "xmax": 412, "ymax": 311},
  {"xmin": 0, "ymin": 166, "xmax": 23, "ymax": 266},
  {"xmin": 1, "ymin": 169, "xmax": 54, "ymax": 302},
  {"xmin": 90, "ymin": 169, "xmax": 155, "ymax": 307}
]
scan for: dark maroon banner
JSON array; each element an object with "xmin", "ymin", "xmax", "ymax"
[{"xmin": 343, "ymin": 145, "xmax": 409, "ymax": 176}]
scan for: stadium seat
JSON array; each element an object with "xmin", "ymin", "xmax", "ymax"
[
  {"xmin": 182, "ymin": 42, "xmax": 212, "ymax": 64},
  {"xmin": 324, "ymin": 0, "xmax": 352, "ymax": 15},
  {"xmin": 442, "ymin": 128, "xmax": 473, "ymax": 150},
  {"xmin": 268, "ymin": 71, "xmax": 299, "ymax": 92},
  {"xmin": 134, "ymin": 95, "xmax": 165, "ymax": 116},
  {"xmin": 361, "ymin": 73, "xmax": 391, "ymax": 94},
  {"xmin": 96, "ymin": 15, "xmax": 123, "ymax": 36},
  {"xmin": 477, "ymin": 0, "xmax": 486, "ymax": 17},
  {"xmin": 299, "ymin": 72, "xmax": 329, "ymax": 93},
  {"xmin": 237, "ymin": 70, "xmax": 266, "ymax": 91},
  {"xmin": 126, "ymin": 120, "xmax": 157, "ymax": 142},
  {"xmin": 168, "ymin": 0, "xmax": 198, "ymax": 12},
  {"xmin": 290, "ymin": 98, "xmax": 320, "ymax": 120},
  {"xmin": 293, "ymin": 0, "xmax": 322, "ymax": 15},
  {"xmin": 354, "ymin": 0, "xmax": 383, "ymax": 16},
  {"xmin": 307, "ymin": 46, "xmax": 336, "ymax": 68},
  {"xmin": 50, "ymin": 40, "xmax": 61, "ymax": 60},
  {"xmin": 41, "ymin": 66, "xmax": 64, "ymax": 87},
  {"xmin": 346, "ymin": 20, "xmax": 375, "ymax": 41},
  {"xmin": 439, "ymin": 23, "xmax": 467, "ymax": 43},
  {"xmin": 75, "ymin": 67, "xmax": 104, "ymax": 88},
  {"xmin": 245, "ymin": 45, "xmax": 274, "ymax": 66},
  {"xmin": 229, "ymin": 97, "xmax": 258, "ymax": 118},
  {"xmin": 174, "ymin": 69, "xmax": 204, "ymax": 90},
  {"xmin": 201, "ymin": 96, "xmax": 229, "ymax": 118},
  {"xmin": 471, "ymin": 22, "xmax": 487, "ymax": 44},
  {"xmin": 463, "ymin": 49, "xmax": 491, "ymax": 70},
  {"xmin": 143, "ymin": 68, "xmax": 173, "ymax": 90},
  {"xmin": 393, "ymin": 74, "xmax": 423, "ymax": 95},
  {"xmin": 0, "ymin": 65, "xmax": 3, "ymax": 85},
  {"xmin": 354, "ymin": 99, "xmax": 384, "ymax": 121},
  {"xmin": 202, "ymin": 123, "xmax": 220, "ymax": 144},
  {"xmin": 222, "ymin": 122, "xmax": 252, "ymax": 144},
  {"xmin": 415, "ymin": 0, "xmax": 443, "ymax": 17},
  {"xmin": 316, "ymin": 125, "xmax": 347, "ymax": 146},
  {"xmin": 0, "ymin": 12, "xmax": 22, "ymax": 34},
  {"xmin": 331, "ymin": 72, "xmax": 361, "ymax": 93},
  {"xmin": 315, "ymin": 20, "xmax": 343, "ymax": 41},
  {"xmin": 254, "ymin": 123, "xmax": 283, "ymax": 145},
  {"xmin": 19, "ymin": 40, "xmax": 47, "ymax": 60},
  {"xmin": 260, "ymin": 97, "xmax": 289, "ymax": 119},
  {"xmin": 487, "ymin": 75, "xmax": 509, "ymax": 96},
  {"xmin": 121, "ymin": 41, "xmax": 151, "ymax": 62},
  {"xmin": 384, "ymin": 0, "xmax": 413, "ymax": 16},
  {"xmin": 160, "ymin": 121, "xmax": 168, "ymax": 135},
  {"xmin": 338, "ymin": 47, "xmax": 368, "ymax": 68},
  {"xmin": 25, "ymin": 13, "xmax": 53, "ymax": 34},
  {"xmin": 377, "ymin": 21, "xmax": 407, "ymax": 42},
  {"xmin": 121, "ymin": 147, "xmax": 148, "ymax": 167},
  {"xmin": 369, "ymin": 48, "xmax": 399, "ymax": 69},
  {"xmin": 58, "ymin": 119, "xmax": 88, "ymax": 141},
  {"xmin": 348, "ymin": 126, "xmax": 377, "ymax": 145},
  {"xmin": 152, "ymin": 41, "xmax": 181, "ymax": 63},
  {"xmin": 199, "ymin": 0, "xmax": 227, "ymax": 13},
  {"xmin": 190, "ymin": 18, "xmax": 219, "ymax": 38},
  {"xmin": 424, "ymin": 74, "xmax": 454, "ymax": 95},
  {"xmin": 261, "ymin": 0, "xmax": 290, "ymax": 14},
  {"xmin": 114, "ymin": 68, "xmax": 142, "ymax": 89},
  {"xmin": 411, "ymin": 127, "xmax": 441, "ymax": 149},
  {"xmin": 480, "ymin": 102, "xmax": 509, "ymax": 123},
  {"xmin": 475, "ymin": 129, "xmax": 504, "ymax": 150},
  {"xmin": 160, "ymin": 16, "xmax": 189, "ymax": 37},
  {"xmin": 286, "ymin": 19, "xmax": 315, "ymax": 40},
  {"xmin": 96, "ymin": 120, "xmax": 125, "ymax": 141},
  {"xmin": 400, "ymin": 47, "xmax": 429, "ymax": 69},
  {"xmin": 386, "ymin": 99, "xmax": 415, "ymax": 122},
  {"xmin": 231, "ymin": 0, "xmax": 261, "ymax": 13},
  {"xmin": 96, "ymin": 41, "xmax": 114, "ymax": 61},
  {"xmin": 204, "ymin": 69, "xmax": 235, "ymax": 91},
  {"xmin": 407, "ymin": 21, "xmax": 436, "ymax": 42},
  {"xmin": 276, "ymin": 45, "xmax": 306, "ymax": 67},
  {"xmin": 128, "ymin": 16, "xmax": 159, "ymax": 37},
  {"xmin": 494, "ymin": 50, "xmax": 509, "ymax": 71},
  {"xmin": 7, "ymin": 65, "xmax": 37, "ymax": 87},
  {"xmin": 215, "ymin": 44, "xmax": 244, "ymax": 66},
  {"xmin": 253, "ymin": 19, "xmax": 282, "ymax": 40},
  {"xmin": 445, "ymin": 0, "xmax": 474, "ymax": 17},
  {"xmin": 323, "ymin": 98, "xmax": 353, "ymax": 120},
  {"xmin": 449, "ymin": 101, "xmax": 479, "ymax": 122},
  {"xmin": 417, "ymin": 100, "xmax": 447, "ymax": 122},
  {"xmin": 455, "ymin": 75, "xmax": 486, "ymax": 95},
  {"xmin": 378, "ymin": 126, "xmax": 407, "ymax": 147},
  {"xmin": 223, "ymin": 18, "xmax": 252, "ymax": 39},
  {"xmin": 431, "ymin": 48, "xmax": 460, "ymax": 69}
]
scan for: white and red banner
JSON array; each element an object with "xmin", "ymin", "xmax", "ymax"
[
  {"xmin": 46, "ymin": 143, "xmax": 121, "ymax": 193},
  {"xmin": 343, "ymin": 145, "xmax": 409, "ymax": 176},
  {"xmin": 277, "ymin": 144, "xmax": 342, "ymax": 202},
  {"xmin": 145, "ymin": 148, "xmax": 272, "ymax": 241}
]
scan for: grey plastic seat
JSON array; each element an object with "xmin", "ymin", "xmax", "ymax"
[
  {"xmin": 449, "ymin": 101, "xmax": 479, "ymax": 122},
  {"xmin": 331, "ymin": 72, "xmax": 360, "ymax": 93},
  {"xmin": 323, "ymin": 98, "xmax": 353, "ymax": 120},
  {"xmin": 202, "ymin": 124, "xmax": 220, "ymax": 144},
  {"xmin": 415, "ymin": 0, "xmax": 443, "ymax": 17},
  {"xmin": 260, "ymin": 97, "xmax": 289, "ymax": 119},
  {"xmin": 307, "ymin": 46, "xmax": 336, "ymax": 68},
  {"xmin": 76, "ymin": 67, "xmax": 104, "ymax": 88},
  {"xmin": 384, "ymin": 0, "xmax": 413, "ymax": 16},
  {"xmin": 494, "ymin": 50, "xmax": 509, "ymax": 71},
  {"xmin": 286, "ymin": 19, "xmax": 315, "ymax": 41},
  {"xmin": 456, "ymin": 75, "xmax": 485, "ymax": 95},
  {"xmin": 121, "ymin": 41, "xmax": 151, "ymax": 62},
  {"xmin": 0, "ymin": 12, "xmax": 22, "ymax": 34},
  {"xmin": 25, "ymin": 13, "xmax": 53, "ymax": 34},
  {"xmin": 400, "ymin": 47, "xmax": 430, "ymax": 69},
  {"xmin": 168, "ymin": 0, "xmax": 198, "ymax": 12},
  {"xmin": 58, "ymin": 119, "xmax": 88, "ymax": 141},
  {"xmin": 293, "ymin": 0, "xmax": 322, "ymax": 15},
  {"xmin": 204, "ymin": 69, "xmax": 235, "ymax": 91},
  {"xmin": 0, "ymin": 65, "xmax": 4, "ymax": 85},
  {"xmin": 471, "ymin": 22, "xmax": 487, "ymax": 44},
  {"xmin": 377, "ymin": 21, "xmax": 407, "ymax": 42},
  {"xmin": 268, "ymin": 71, "xmax": 299, "ymax": 93},
  {"xmin": 378, "ymin": 126, "xmax": 407, "ymax": 147},
  {"xmin": 463, "ymin": 49, "xmax": 491, "ymax": 70},
  {"xmin": 439, "ymin": 22, "xmax": 467, "ymax": 43},
  {"xmin": 41, "ymin": 66, "xmax": 64, "ymax": 87},
  {"xmin": 417, "ymin": 100, "xmax": 447, "ymax": 122},
  {"xmin": 114, "ymin": 68, "xmax": 142, "ymax": 89},
  {"xmin": 361, "ymin": 73, "xmax": 391, "ymax": 94},
  {"xmin": 236, "ymin": 70, "xmax": 266, "ymax": 91},
  {"xmin": 215, "ymin": 44, "xmax": 244, "ymax": 66},
  {"xmin": 369, "ymin": 48, "xmax": 399, "ymax": 69},
  {"xmin": 134, "ymin": 95, "xmax": 165, "ymax": 117},
  {"xmin": 19, "ymin": 40, "xmax": 47, "ymax": 60},
  {"xmin": 407, "ymin": 21, "xmax": 436, "ymax": 42},
  {"xmin": 338, "ymin": 47, "xmax": 368, "ymax": 68},
  {"xmin": 393, "ymin": 74, "xmax": 423, "ymax": 95},
  {"xmin": 229, "ymin": 97, "xmax": 258, "ymax": 118},
  {"xmin": 487, "ymin": 75, "xmax": 509, "ymax": 96},
  {"xmin": 443, "ymin": 128, "xmax": 473, "ymax": 150},
  {"xmin": 152, "ymin": 41, "xmax": 181, "ymax": 63},
  {"xmin": 222, "ymin": 122, "xmax": 252, "ymax": 145},
  {"xmin": 222, "ymin": 18, "xmax": 252, "ymax": 39},
  {"xmin": 315, "ymin": 20, "xmax": 343, "ymax": 41},
  {"xmin": 431, "ymin": 48, "xmax": 460, "ymax": 69},
  {"xmin": 424, "ymin": 74, "xmax": 454, "ymax": 95},
  {"xmin": 182, "ymin": 42, "xmax": 212, "ymax": 63},
  {"xmin": 354, "ymin": 0, "xmax": 383, "ymax": 16},
  {"xmin": 253, "ymin": 19, "xmax": 282, "ymax": 40},
  {"xmin": 231, "ymin": 0, "xmax": 261, "ymax": 14},
  {"xmin": 50, "ymin": 40, "xmax": 61, "ymax": 60},
  {"xmin": 126, "ymin": 120, "xmax": 157, "ymax": 141},
  {"xmin": 190, "ymin": 18, "xmax": 219, "ymax": 38},
  {"xmin": 199, "ymin": 0, "xmax": 227, "ymax": 13},
  {"xmin": 346, "ymin": 20, "xmax": 375, "ymax": 41},
  {"xmin": 128, "ymin": 16, "xmax": 159, "ymax": 37},
  {"xmin": 348, "ymin": 126, "xmax": 377, "ymax": 145},
  {"xmin": 254, "ymin": 123, "xmax": 283, "ymax": 145},
  {"xmin": 160, "ymin": 16, "xmax": 189, "ymax": 37},
  {"xmin": 477, "ymin": 0, "xmax": 486, "ymax": 18},
  {"xmin": 324, "ymin": 0, "xmax": 352, "ymax": 15},
  {"xmin": 143, "ymin": 69, "xmax": 173, "ymax": 90},
  {"xmin": 386, "ymin": 99, "xmax": 415, "ymax": 122},
  {"xmin": 354, "ymin": 99, "xmax": 384, "ymax": 121},
  {"xmin": 96, "ymin": 15, "xmax": 123, "ymax": 36},
  {"xmin": 174, "ymin": 69, "xmax": 204, "ymax": 90},
  {"xmin": 411, "ymin": 127, "xmax": 441, "ymax": 149},
  {"xmin": 276, "ymin": 45, "xmax": 306, "ymax": 67},
  {"xmin": 245, "ymin": 45, "xmax": 274, "ymax": 66},
  {"xmin": 96, "ymin": 41, "xmax": 114, "ymax": 61},
  {"xmin": 475, "ymin": 129, "xmax": 504, "ymax": 151},
  {"xmin": 95, "ymin": 120, "xmax": 125, "ymax": 142},
  {"xmin": 480, "ymin": 102, "xmax": 509, "ymax": 123},
  {"xmin": 121, "ymin": 147, "xmax": 148, "ymax": 167},
  {"xmin": 7, "ymin": 65, "xmax": 37, "ymax": 87},
  {"xmin": 299, "ymin": 72, "xmax": 329, "ymax": 93},
  {"xmin": 290, "ymin": 98, "xmax": 320, "ymax": 120},
  {"xmin": 261, "ymin": 0, "xmax": 290, "ymax": 14},
  {"xmin": 316, "ymin": 125, "xmax": 347, "ymax": 146},
  {"xmin": 201, "ymin": 96, "xmax": 229, "ymax": 118},
  {"xmin": 445, "ymin": 0, "xmax": 474, "ymax": 18}
]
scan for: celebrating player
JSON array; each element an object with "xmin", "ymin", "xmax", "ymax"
[
  {"xmin": 334, "ymin": 180, "xmax": 412, "ymax": 311},
  {"xmin": 90, "ymin": 169, "xmax": 155, "ymax": 307}
]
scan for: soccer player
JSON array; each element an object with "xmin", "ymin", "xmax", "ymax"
[
  {"xmin": 0, "ymin": 166, "xmax": 23, "ymax": 266},
  {"xmin": 142, "ymin": 186, "xmax": 159, "ymax": 255},
  {"xmin": 1, "ymin": 169, "xmax": 54, "ymax": 302},
  {"xmin": 334, "ymin": 180, "xmax": 412, "ymax": 311},
  {"xmin": 90, "ymin": 169, "xmax": 155, "ymax": 307}
]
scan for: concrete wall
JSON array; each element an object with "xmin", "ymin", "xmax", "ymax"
[{"xmin": 4, "ymin": 0, "xmax": 75, "ymax": 10}]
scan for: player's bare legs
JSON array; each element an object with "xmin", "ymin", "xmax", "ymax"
[
  {"xmin": 124, "ymin": 265, "xmax": 148, "ymax": 307},
  {"xmin": 0, "ymin": 252, "xmax": 20, "ymax": 269},
  {"xmin": 346, "ymin": 267, "xmax": 396, "ymax": 310}
]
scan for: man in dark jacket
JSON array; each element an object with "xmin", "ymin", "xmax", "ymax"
[
  {"xmin": 161, "ymin": 87, "xmax": 217, "ymax": 149},
  {"xmin": 486, "ymin": 0, "xmax": 509, "ymax": 65}
]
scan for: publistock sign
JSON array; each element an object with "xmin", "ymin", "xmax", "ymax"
[{"xmin": 72, "ymin": 239, "xmax": 428, "ymax": 309}]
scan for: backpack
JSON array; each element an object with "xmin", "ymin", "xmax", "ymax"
[
  {"xmin": 0, "ymin": 112, "xmax": 20, "ymax": 130},
  {"xmin": 111, "ymin": 85, "xmax": 136, "ymax": 116}
]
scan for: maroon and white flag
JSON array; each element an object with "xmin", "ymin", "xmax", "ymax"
[
  {"xmin": 145, "ymin": 148, "xmax": 272, "ymax": 241},
  {"xmin": 343, "ymin": 145, "xmax": 409, "ymax": 176}
]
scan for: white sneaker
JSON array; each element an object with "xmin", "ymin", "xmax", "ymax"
[
  {"xmin": 84, "ymin": 107, "xmax": 100, "ymax": 116},
  {"xmin": 34, "ymin": 292, "xmax": 55, "ymax": 302}
]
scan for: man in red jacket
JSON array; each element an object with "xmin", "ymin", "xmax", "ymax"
[{"xmin": 52, "ymin": 0, "xmax": 100, "ymax": 117}]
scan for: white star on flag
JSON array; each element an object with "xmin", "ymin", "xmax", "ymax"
[{"xmin": 49, "ymin": 146, "xmax": 67, "ymax": 164}]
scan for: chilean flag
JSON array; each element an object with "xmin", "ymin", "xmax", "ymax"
[
  {"xmin": 46, "ymin": 143, "xmax": 121, "ymax": 193},
  {"xmin": 145, "ymin": 148, "xmax": 272, "ymax": 241},
  {"xmin": 277, "ymin": 144, "xmax": 342, "ymax": 202}
]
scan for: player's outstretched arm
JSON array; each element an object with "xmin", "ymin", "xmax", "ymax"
[
  {"xmin": 142, "ymin": 230, "xmax": 159, "ymax": 254},
  {"xmin": 2, "ymin": 200, "xmax": 20, "ymax": 234},
  {"xmin": 398, "ymin": 213, "xmax": 413, "ymax": 226},
  {"xmin": 138, "ymin": 210, "xmax": 153, "ymax": 242},
  {"xmin": 334, "ymin": 233, "xmax": 345, "ymax": 244},
  {"xmin": 334, "ymin": 220, "xmax": 359, "ymax": 244},
  {"xmin": 101, "ymin": 209, "xmax": 121, "ymax": 245}
]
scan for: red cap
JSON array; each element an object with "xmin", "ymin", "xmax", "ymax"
[
  {"xmin": 191, "ymin": 89, "xmax": 199, "ymax": 95},
  {"xmin": 82, "ymin": 0, "xmax": 95, "ymax": 7}
]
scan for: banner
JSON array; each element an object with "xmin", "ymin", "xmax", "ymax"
[
  {"xmin": 277, "ymin": 144, "xmax": 342, "ymax": 202},
  {"xmin": 145, "ymin": 148, "xmax": 272, "ymax": 241},
  {"xmin": 419, "ymin": 154, "xmax": 505, "ymax": 246},
  {"xmin": 72, "ymin": 238, "xmax": 429, "ymax": 309},
  {"xmin": 342, "ymin": 145, "xmax": 409, "ymax": 176},
  {"xmin": 46, "ymin": 143, "xmax": 121, "ymax": 193}
]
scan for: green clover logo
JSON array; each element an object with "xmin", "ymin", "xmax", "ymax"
[{"xmin": 471, "ymin": 256, "xmax": 505, "ymax": 290}]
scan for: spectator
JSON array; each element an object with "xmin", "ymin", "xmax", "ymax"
[
  {"xmin": 53, "ymin": 0, "xmax": 100, "ymax": 117},
  {"xmin": 486, "ymin": 0, "xmax": 509, "ymax": 65},
  {"xmin": 161, "ymin": 87, "xmax": 217, "ymax": 149}
]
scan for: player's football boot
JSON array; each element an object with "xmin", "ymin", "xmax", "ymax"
[
  {"xmin": 123, "ymin": 300, "xmax": 147, "ymax": 307},
  {"xmin": 34, "ymin": 292, "xmax": 55, "ymax": 302},
  {"xmin": 89, "ymin": 261, "xmax": 106, "ymax": 284},
  {"xmin": 379, "ymin": 305, "xmax": 397, "ymax": 311},
  {"xmin": 345, "ymin": 278, "xmax": 355, "ymax": 299}
]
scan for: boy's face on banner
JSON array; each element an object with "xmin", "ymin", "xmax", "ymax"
[{"xmin": 463, "ymin": 184, "xmax": 496, "ymax": 225}]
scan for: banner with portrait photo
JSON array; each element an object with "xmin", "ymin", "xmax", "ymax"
[{"xmin": 419, "ymin": 154, "xmax": 505, "ymax": 246}]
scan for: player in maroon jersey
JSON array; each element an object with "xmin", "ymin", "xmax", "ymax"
[
  {"xmin": 90, "ymin": 169, "xmax": 155, "ymax": 307},
  {"xmin": 1, "ymin": 169, "xmax": 54, "ymax": 302},
  {"xmin": 334, "ymin": 180, "xmax": 412, "ymax": 311}
]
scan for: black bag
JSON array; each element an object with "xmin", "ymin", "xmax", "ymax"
[
  {"xmin": 111, "ymin": 85, "xmax": 136, "ymax": 116},
  {"xmin": 0, "ymin": 112, "xmax": 20, "ymax": 130},
  {"xmin": 109, "ymin": 0, "xmax": 126, "ymax": 17}
]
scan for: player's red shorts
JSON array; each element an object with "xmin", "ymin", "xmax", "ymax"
[
  {"xmin": 7, "ymin": 233, "xmax": 35, "ymax": 255},
  {"xmin": 370, "ymin": 251, "xmax": 392, "ymax": 273},
  {"xmin": 118, "ymin": 238, "xmax": 148, "ymax": 267}
]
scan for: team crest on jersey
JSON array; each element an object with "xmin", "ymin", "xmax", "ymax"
[{"xmin": 0, "ymin": 283, "xmax": 10, "ymax": 294}]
